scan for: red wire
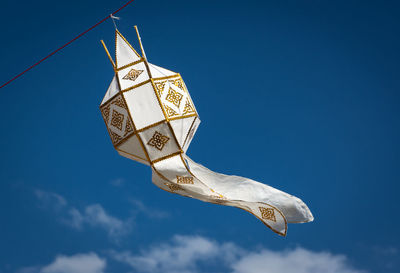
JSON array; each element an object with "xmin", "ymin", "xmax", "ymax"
[{"xmin": 0, "ymin": 0, "xmax": 135, "ymax": 89}]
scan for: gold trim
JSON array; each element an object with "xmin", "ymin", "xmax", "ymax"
[
  {"xmin": 150, "ymin": 79, "xmax": 170, "ymax": 121},
  {"xmin": 150, "ymin": 151, "xmax": 182, "ymax": 165},
  {"xmin": 236, "ymin": 204, "xmax": 287, "ymax": 237},
  {"xmin": 120, "ymin": 79, "xmax": 152, "ymax": 93},
  {"xmin": 152, "ymin": 74, "xmax": 180, "ymax": 81},
  {"xmin": 115, "ymin": 29, "xmax": 142, "ymax": 69},
  {"xmin": 178, "ymin": 73, "xmax": 199, "ymax": 117},
  {"xmin": 116, "ymin": 58, "xmax": 144, "ymax": 72},
  {"xmin": 134, "ymin": 25, "xmax": 147, "ymax": 60},
  {"xmin": 136, "ymin": 120, "xmax": 166, "ymax": 133},
  {"xmin": 101, "ymin": 40, "xmax": 115, "ymax": 68},
  {"xmin": 99, "ymin": 89, "xmax": 121, "ymax": 108},
  {"xmin": 168, "ymin": 113, "xmax": 197, "ymax": 121},
  {"xmin": 114, "ymin": 120, "xmax": 168, "ymax": 148},
  {"xmin": 166, "ymin": 121, "xmax": 182, "ymax": 150},
  {"xmin": 117, "ymin": 77, "xmax": 151, "ymax": 163}
]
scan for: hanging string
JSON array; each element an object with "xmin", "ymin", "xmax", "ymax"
[
  {"xmin": 110, "ymin": 14, "xmax": 120, "ymax": 30},
  {"xmin": 0, "ymin": 0, "xmax": 135, "ymax": 90}
]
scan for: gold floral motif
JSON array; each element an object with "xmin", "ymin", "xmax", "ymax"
[
  {"xmin": 111, "ymin": 97, "xmax": 125, "ymax": 108},
  {"xmin": 169, "ymin": 78, "xmax": 184, "ymax": 90},
  {"xmin": 102, "ymin": 106, "xmax": 110, "ymax": 121},
  {"xmin": 147, "ymin": 131, "xmax": 170, "ymax": 151},
  {"xmin": 165, "ymin": 182, "xmax": 184, "ymax": 192},
  {"xmin": 110, "ymin": 130, "xmax": 122, "ymax": 144},
  {"xmin": 111, "ymin": 110, "xmax": 124, "ymax": 130},
  {"xmin": 182, "ymin": 99, "xmax": 195, "ymax": 115},
  {"xmin": 122, "ymin": 68, "xmax": 143, "ymax": 81},
  {"xmin": 176, "ymin": 176, "xmax": 194, "ymax": 184},
  {"xmin": 154, "ymin": 81, "xmax": 166, "ymax": 96},
  {"xmin": 259, "ymin": 207, "xmax": 276, "ymax": 222},
  {"xmin": 165, "ymin": 88, "xmax": 183, "ymax": 108},
  {"xmin": 164, "ymin": 105, "xmax": 179, "ymax": 117}
]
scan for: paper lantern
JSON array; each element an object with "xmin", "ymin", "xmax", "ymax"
[{"xmin": 100, "ymin": 27, "xmax": 313, "ymax": 236}]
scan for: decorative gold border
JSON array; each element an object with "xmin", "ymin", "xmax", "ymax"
[
  {"xmin": 150, "ymin": 79, "xmax": 170, "ymax": 121},
  {"xmin": 116, "ymin": 58, "xmax": 144, "ymax": 72},
  {"xmin": 116, "ymin": 148, "xmax": 149, "ymax": 164},
  {"xmin": 152, "ymin": 74, "xmax": 180, "ymax": 81},
  {"xmin": 120, "ymin": 79, "xmax": 152, "ymax": 93},
  {"xmin": 168, "ymin": 113, "xmax": 197, "ymax": 121}
]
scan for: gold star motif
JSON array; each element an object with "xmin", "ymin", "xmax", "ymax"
[
  {"xmin": 122, "ymin": 69, "xmax": 144, "ymax": 81},
  {"xmin": 147, "ymin": 131, "xmax": 170, "ymax": 151}
]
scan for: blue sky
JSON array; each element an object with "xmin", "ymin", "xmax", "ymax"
[{"xmin": 0, "ymin": 0, "xmax": 399, "ymax": 272}]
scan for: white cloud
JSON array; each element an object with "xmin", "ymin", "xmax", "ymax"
[
  {"xmin": 84, "ymin": 204, "xmax": 131, "ymax": 238},
  {"xmin": 110, "ymin": 235, "xmax": 241, "ymax": 273},
  {"xmin": 34, "ymin": 190, "xmax": 67, "ymax": 211},
  {"xmin": 61, "ymin": 204, "xmax": 132, "ymax": 241},
  {"xmin": 39, "ymin": 253, "xmax": 105, "ymax": 273},
  {"xmin": 110, "ymin": 235, "xmax": 366, "ymax": 273},
  {"xmin": 232, "ymin": 247, "xmax": 365, "ymax": 273}
]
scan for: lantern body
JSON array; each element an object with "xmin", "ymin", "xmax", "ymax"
[{"xmin": 100, "ymin": 30, "xmax": 200, "ymax": 166}]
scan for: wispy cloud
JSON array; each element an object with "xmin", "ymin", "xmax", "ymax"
[
  {"xmin": 110, "ymin": 235, "xmax": 366, "ymax": 273},
  {"xmin": 34, "ymin": 190, "xmax": 132, "ymax": 242},
  {"xmin": 34, "ymin": 190, "xmax": 67, "ymax": 211}
]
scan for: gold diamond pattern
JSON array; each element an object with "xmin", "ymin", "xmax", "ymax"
[
  {"xmin": 153, "ymin": 76, "xmax": 196, "ymax": 118},
  {"xmin": 111, "ymin": 109, "xmax": 124, "ymax": 131},
  {"xmin": 165, "ymin": 88, "xmax": 183, "ymax": 108},
  {"xmin": 100, "ymin": 95, "xmax": 134, "ymax": 146},
  {"xmin": 122, "ymin": 69, "xmax": 144, "ymax": 81},
  {"xmin": 147, "ymin": 131, "xmax": 170, "ymax": 151}
]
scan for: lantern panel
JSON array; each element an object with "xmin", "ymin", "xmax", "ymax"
[
  {"xmin": 123, "ymin": 82, "xmax": 165, "ymax": 130},
  {"xmin": 100, "ymin": 94, "xmax": 135, "ymax": 146},
  {"xmin": 101, "ymin": 75, "xmax": 120, "ymax": 106},
  {"xmin": 182, "ymin": 117, "xmax": 200, "ymax": 153},
  {"xmin": 169, "ymin": 116, "xmax": 196, "ymax": 149},
  {"xmin": 139, "ymin": 122, "xmax": 181, "ymax": 162},
  {"xmin": 115, "ymin": 30, "xmax": 141, "ymax": 69},
  {"xmin": 117, "ymin": 61, "xmax": 149, "ymax": 91},
  {"xmin": 153, "ymin": 75, "xmax": 197, "ymax": 120},
  {"xmin": 116, "ymin": 134, "xmax": 148, "ymax": 165}
]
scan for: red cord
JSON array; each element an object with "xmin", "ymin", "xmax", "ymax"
[{"xmin": 0, "ymin": 0, "xmax": 135, "ymax": 89}]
